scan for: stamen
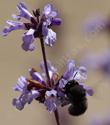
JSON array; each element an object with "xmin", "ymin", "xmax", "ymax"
[{"xmin": 27, "ymin": 79, "xmax": 48, "ymax": 90}]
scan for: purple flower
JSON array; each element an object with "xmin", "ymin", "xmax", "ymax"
[
  {"xmin": 40, "ymin": 60, "xmax": 57, "ymax": 79},
  {"xmin": 13, "ymin": 76, "xmax": 39, "ymax": 110},
  {"xmin": 59, "ymin": 60, "xmax": 87, "ymax": 86},
  {"xmin": 43, "ymin": 4, "xmax": 57, "ymax": 18},
  {"xmin": 13, "ymin": 61, "xmax": 59, "ymax": 111},
  {"xmin": 98, "ymin": 51, "xmax": 110, "ymax": 76},
  {"xmin": 59, "ymin": 60, "xmax": 93, "ymax": 96},
  {"xmin": 81, "ymin": 50, "xmax": 110, "ymax": 78},
  {"xmin": 84, "ymin": 16, "xmax": 107, "ymax": 35},
  {"xmin": 11, "ymin": 2, "xmax": 33, "ymax": 21},
  {"xmin": 2, "ymin": 2, "xmax": 62, "ymax": 51},
  {"xmin": 22, "ymin": 29, "xmax": 35, "ymax": 51},
  {"xmin": 13, "ymin": 76, "xmax": 27, "ymax": 92},
  {"xmin": 44, "ymin": 90, "xmax": 59, "ymax": 112},
  {"xmin": 2, "ymin": 20, "xmax": 25, "ymax": 36},
  {"xmin": 79, "ymin": 83, "xmax": 94, "ymax": 96},
  {"xmin": 63, "ymin": 60, "xmax": 75, "ymax": 80},
  {"xmin": 42, "ymin": 4, "xmax": 62, "ymax": 25},
  {"xmin": 13, "ymin": 60, "xmax": 93, "ymax": 112},
  {"xmin": 29, "ymin": 69, "xmax": 44, "ymax": 84},
  {"xmin": 43, "ymin": 29, "xmax": 56, "ymax": 46}
]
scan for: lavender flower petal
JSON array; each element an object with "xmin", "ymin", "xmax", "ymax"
[
  {"xmin": 13, "ymin": 74, "xmax": 40, "ymax": 110},
  {"xmin": 43, "ymin": 4, "xmax": 52, "ymax": 15},
  {"xmin": 44, "ymin": 90, "xmax": 61, "ymax": 112},
  {"xmin": 43, "ymin": 4, "xmax": 58, "ymax": 18},
  {"xmin": 46, "ymin": 90, "xmax": 57, "ymax": 97},
  {"xmin": 12, "ymin": 14, "xmax": 21, "ymax": 20},
  {"xmin": 40, "ymin": 61, "xmax": 57, "ymax": 73},
  {"xmin": 51, "ymin": 18, "xmax": 62, "ymax": 25},
  {"xmin": 79, "ymin": 83, "xmax": 94, "ymax": 96},
  {"xmin": 44, "ymin": 98, "xmax": 57, "ymax": 112},
  {"xmin": 44, "ymin": 89, "xmax": 58, "ymax": 112},
  {"xmin": 16, "ymin": 2, "xmax": 33, "ymax": 20},
  {"xmin": 85, "ymin": 86, "xmax": 94, "ymax": 96},
  {"xmin": 43, "ymin": 29, "xmax": 56, "ymax": 46},
  {"xmin": 13, "ymin": 89, "xmax": 39, "ymax": 110},
  {"xmin": 29, "ymin": 68, "xmax": 44, "ymax": 83},
  {"xmin": 59, "ymin": 78, "xmax": 67, "ymax": 89},
  {"xmin": 73, "ymin": 66, "xmax": 87, "ymax": 81},
  {"xmin": 2, "ymin": 20, "xmax": 25, "ymax": 36},
  {"xmin": 42, "ymin": 22, "xmax": 48, "ymax": 36},
  {"xmin": 12, "ymin": 98, "xmax": 24, "ymax": 110},
  {"xmin": 63, "ymin": 60, "xmax": 75, "ymax": 80},
  {"xmin": 24, "ymin": 90, "xmax": 39, "ymax": 104},
  {"xmin": 13, "ymin": 76, "xmax": 27, "ymax": 92},
  {"xmin": 31, "ymin": 90, "xmax": 40, "ymax": 99},
  {"xmin": 49, "ymin": 10, "xmax": 58, "ymax": 18},
  {"xmin": 40, "ymin": 61, "xmax": 57, "ymax": 79},
  {"xmin": 22, "ymin": 29, "xmax": 35, "ymax": 51}
]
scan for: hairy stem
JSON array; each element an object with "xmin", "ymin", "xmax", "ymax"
[{"xmin": 40, "ymin": 38, "xmax": 60, "ymax": 125}]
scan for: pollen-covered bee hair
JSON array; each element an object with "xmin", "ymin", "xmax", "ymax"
[{"xmin": 64, "ymin": 80, "xmax": 88, "ymax": 116}]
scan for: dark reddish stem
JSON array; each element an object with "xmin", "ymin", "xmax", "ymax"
[
  {"xmin": 40, "ymin": 38, "xmax": 60, "ymax": 125},
  {"xmin": 54, "ymin": 109, "xmax": 60, "ymax": 125},
  {"xmin": 40, "ymin": 38, "xmax": 51, "ymax": 87}
]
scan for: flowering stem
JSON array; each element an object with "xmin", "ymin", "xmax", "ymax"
[
  {"xmin": 54, "ymin": 109, "xmax": 60, "ymax": 125},
  {"xmin": 40, "ymin": 38, "xmax": 60, "ymax": 125},
  {"xmin": 40, "ymin": 38, "xmax": 51, "ymax": 87}
]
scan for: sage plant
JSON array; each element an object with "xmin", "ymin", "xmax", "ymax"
[{"xmin": 2, "ymin": 2, "xmax": 93, "ymax": 125}]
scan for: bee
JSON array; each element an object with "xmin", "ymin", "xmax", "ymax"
[{"xmin": 64, "ymin": 80, "xmax": 88, "ymax": 116}]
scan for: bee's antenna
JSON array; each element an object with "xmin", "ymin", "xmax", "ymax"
[{"xmin": 73, "ymin": 71, "xmax": 78, "ymax": 79}]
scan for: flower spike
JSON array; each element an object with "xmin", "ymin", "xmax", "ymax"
[
  {"xmin": 13, "ymin": 60, "xmax": 93, "ymax": 112},
  {"xmin": 2, "ymin": 3, "xmax": 62, "ymax": 51}
]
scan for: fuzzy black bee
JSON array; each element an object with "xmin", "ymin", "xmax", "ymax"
[{"xmin": 65, "ymin": 80, "xmax": 88, "ymax": 116}]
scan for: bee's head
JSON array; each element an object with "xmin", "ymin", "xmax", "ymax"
[{"xmin": 65, "ymin": 80, "xmax": 79, "ymax": 91}]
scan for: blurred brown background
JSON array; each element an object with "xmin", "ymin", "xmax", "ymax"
[{"xmin": 0, "ymin": 0, "xmax": 110, "ymax": 125}]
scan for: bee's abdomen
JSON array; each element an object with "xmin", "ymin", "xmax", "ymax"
[{"xmin": 68, "ymin": 99, "xmax": 88, "ymax": 116}]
